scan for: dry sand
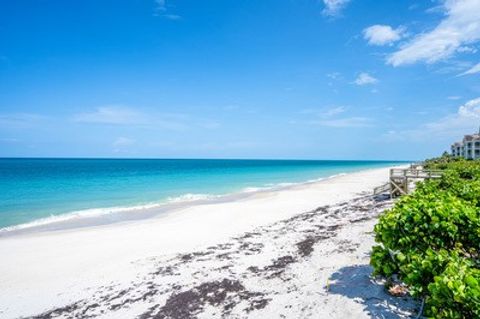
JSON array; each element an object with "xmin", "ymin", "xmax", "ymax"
[{"xmin": 0, "ymin": 166, "xmax": 418, "ymax": 318}]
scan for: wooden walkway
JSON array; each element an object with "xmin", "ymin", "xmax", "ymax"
[{"xmin": 374, "ymin": 165, "xmax": 443, "ymax": 198}]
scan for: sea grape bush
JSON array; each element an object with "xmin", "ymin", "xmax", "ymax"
[
  {"xmin": 371, "ymin": 158, "xmax": 480, "ymax": 318},
  {"xmin": 428, "ymin": 257, "xmax": 480, "ymax": 319}
]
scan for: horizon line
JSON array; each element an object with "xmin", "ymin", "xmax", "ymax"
[{"xmin": 0, "ymin": 156, "xmax": 415, "ymax": 162}]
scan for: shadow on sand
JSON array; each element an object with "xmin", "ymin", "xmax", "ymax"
[{"xmin": 328, "ymin": 265, "xmax": 420, "ymax": 319}]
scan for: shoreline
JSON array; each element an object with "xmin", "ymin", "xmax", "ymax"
[
  {"xmin": 0, "ymin": 173, "xmax": 348, "ymax": 237},
  {"xmin": 0, "ymin": 165, "xmax": 410, "ymax": 318},
  {"xmin": 0, "ymin": 166, "xmax": 401, "ymax": 237}
]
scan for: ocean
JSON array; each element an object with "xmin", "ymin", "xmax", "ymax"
[{"xmin": 0, "ymin": 158, "xmax": 404, "ymax": 232}]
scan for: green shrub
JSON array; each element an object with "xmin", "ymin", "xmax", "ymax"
[
  {"xmin": 437, "ymin": 170, "xmax": 480, "ymax": 207},
  {"xmin": 374, "ymin": 189, "xmax": 479, "ymax": 253},
  {"xmin": 427, "ymin": 257, "xmax": 480, "ymax": 318},
  {"xmin": 370, "ymin": 245, "xmax": 398, "ymax": 277},
  {"xmin": 400, "ymin": 249, "xmax": 459, "ymax": 296},
  {"xmin": 371, "ymin": 158, "xmax": 480, "ymax": 318}
]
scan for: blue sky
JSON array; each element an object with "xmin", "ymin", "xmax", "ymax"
[{"xmin": 0, "ymin": 0, "xmax": 479, "ymax": 160}]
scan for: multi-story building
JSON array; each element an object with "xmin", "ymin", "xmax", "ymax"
[
  {"xmin": 451, "ymin": 142, "xmax": 463, "ymax": 157},
  {"xmin": 451, "ymin": 130, "xmax": 480, "ymax": 159}
]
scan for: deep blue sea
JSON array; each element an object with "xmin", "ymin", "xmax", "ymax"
[{"xmin": 0, "ymin": 158, "xmax": 404, "ymax": 231}]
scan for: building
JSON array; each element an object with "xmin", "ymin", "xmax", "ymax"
[{"xmin": 451, "ymin": 129, "xmax": 480, "ymax": 159}]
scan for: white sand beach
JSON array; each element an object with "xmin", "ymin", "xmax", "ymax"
[{"xmin": 0, "ymin": 166, "xmax": 418, "ymax": 318}]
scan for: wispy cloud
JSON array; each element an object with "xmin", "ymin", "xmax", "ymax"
[
  {"xmin": 303, "ymin": 106, "xmax": 372, "ymax": 128},
  {"xmin": 326, "ymin": 72, "xmax": 342, "ymax": 80},
  {"xmin": 354, "ymin": 72, "xmax": 378, "ymax": 85},
  {"xmin": 301, "ymin": 106, "xmax": 345, "ymax": 117},
  {"xmin": 223, "ymin": 104, "xmax": 239, "ymax": 112},
  {"xmin": 383, "ymin": 97, "xmax": 480, "ymax": 141},
  {"xmin": 73, "ymin": 105, "xmax": 188, "ymax": 130},
  {"xmin": 388, "ymin": 0, "xmax": 480, "ymax": 66},
  {"xmin": 73, "ymin": 106, "xmax": 146, "ymax": 125},
  {"xmin": 433, "ymin": 59, "xmax": 473, "ymax": 75},
  {"xmin": 197, "ymin": 119, "xmax": 220, "ymax": 129},
  {"xmin": 459, "ymin": 62, "xmax": 480, "ymax": 76},
  {"xmin": 72, "ymin": 105, "xmax": 218, "ymax": 131},
  {"xmin": 322, "ymin": 0, "xmax": 351, "ymax": 17},
  {"xmin": 0, "ymin": 113, "xmax": 48, "ymax": 129},
  {"xmin": 113, "ymin": 137, "xmax": 136, "ymax": 147},
  {"xmin": 457, "ymin": 46, "xmax": 478, "ymax": 54},
  {"xmin": 313, "ymin": 116, "xmax": 372, "ymax": 128},
  {"xmin": 363, "ymin": 25, "xmax": 404, "ymax": 46},
  {"xmin": 162, "ymin": 14, "xmax": 181, "ymax": 20},
  {"xmin": 153, "ymin": 0, "xmax": 181, "ymax": 20},
  {"xmin": 154, "ymin": 0, "xmax": 166, "ymax": 12},
  {"xmin": 323, "ymin": 106, "xmax": 346, "ymax": 117},
  {"xmin": 0, "ymin": 137, "xmax": 19, "ymax": 143},
  {"xmin": 112, "ymin": 137, "xmax": 136, "ymax": 153}
]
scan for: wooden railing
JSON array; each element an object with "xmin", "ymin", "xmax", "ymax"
[
  {"xmin": 390, "ymin": 168, "xmax": 444, "ymax": 179},
  {"xmin": 373, "ymin": 167, "xmax": 444, "ymax": 197}
]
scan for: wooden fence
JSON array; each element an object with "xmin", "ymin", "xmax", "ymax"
[{"xmin": 374, "ymin": 165, "xmax": 443, "ymax": 198}]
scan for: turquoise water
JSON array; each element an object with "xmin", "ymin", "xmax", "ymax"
[{"xmin": 0, "ymin": 159, "xmax": 404, "ymax": 230}]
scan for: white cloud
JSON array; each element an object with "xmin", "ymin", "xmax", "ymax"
[
  {"xmin": 458, "ymin": 98, "xmax": 480, "ymax": 117},
  {"xmin": 363, "ymin": 25, "xmax": 404, "ymax": 46},
  {"xmin": 314, "ymin": 117, "xmax": 372, "ymax": 128},
  {"xmin": 322, "ymin": 0, "xmax": 351, "ymax": 17},
  {"xmin": 354, "ymin": 72, "xmax": 378, "ymax": 85},
  {"xmin": 460, "ymin": 62, "xmax": 480, "ymax": 75},
  {"xmin": 388, "ymin": 0, "xmax": 480, "ymax": 66},
  {"xmin": 384, "ymin": 97, "xmax": 480, "ymax": 141}
]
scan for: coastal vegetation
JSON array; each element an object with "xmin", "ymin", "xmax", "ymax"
[{"xmin": 371, "ymin": 157, "xmax": 480, "ymax": 318}]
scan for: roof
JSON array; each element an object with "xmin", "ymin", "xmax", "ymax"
[{"xmin": 463, "ymin": 134, "xmax": 480, "ymax": 141}]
